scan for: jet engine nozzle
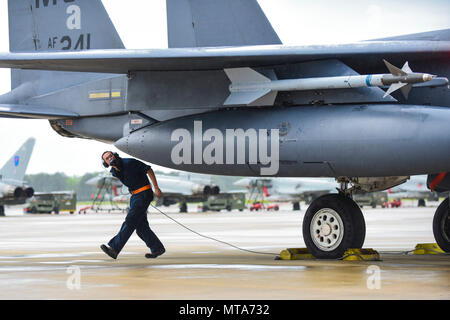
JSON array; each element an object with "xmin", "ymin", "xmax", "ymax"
[
  {"xmin": 211, "ymin": 185, "xmax": 220, "ymax": 195},
  {"xmin": 191, "ymin": 184, "xmax": 212, "ymax": 195},
  {"xmin": 25, "ymin": 187, "xmax": 34, "ymax": 198},
  {"xmin": 13, "ymin": 187, "xmax": 24, "ymax": 198}
]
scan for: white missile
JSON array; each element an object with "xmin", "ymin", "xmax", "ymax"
[{"xmin": 224, "ymin": 60, "xmax": 437, "ymax": 106}]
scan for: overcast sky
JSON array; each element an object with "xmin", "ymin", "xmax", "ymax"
[{"xmin": 0, "ymin": 0, "xmax": 449, "ymax": 176}]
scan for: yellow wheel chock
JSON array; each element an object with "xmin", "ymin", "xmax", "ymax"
[
  {"xmin": 277, "ymin": 248, "xmax": 381, "ymax": 261},
  {"xmin": 278, "ymin": 248, "xmax": 316, "ymax": 260},
  {"xmin": 413, "ymin": 243, "xmax": 445, "ymax": 255},
  {"xmin": 340, "ymin": 248, "xmax": 381, "ymax": 261}
]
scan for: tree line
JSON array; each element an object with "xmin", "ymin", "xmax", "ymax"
[{"xmin": 24, "ymin": 172, "xmax": 103, "ymax": 201}]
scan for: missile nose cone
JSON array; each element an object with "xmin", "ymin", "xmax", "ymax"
[{"xmin": 422, "ymin": 74, "xmax": 435, "ymax": 82}]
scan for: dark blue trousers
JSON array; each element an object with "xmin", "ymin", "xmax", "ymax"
[{"xmin": 108, "ymin": 189, "xmax": 164, "ymax": 255}]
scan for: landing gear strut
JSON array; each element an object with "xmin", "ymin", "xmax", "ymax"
[
  {"xmin": 432, "ymin": 197, "xmax": 450, "ymax": 252},
  {"xmin": 302, "ymin": 191, "xmax": 366, "ymax": 259}
]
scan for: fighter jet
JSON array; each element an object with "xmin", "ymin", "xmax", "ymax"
[
  {"xmin": 234, "ymin": 177, "xmax": 336, "ymax": 210},
  {"xmin": 388, "ymin": 175, "xmax": 439, "ymax": 207},
  {"xmin": 0, "ymin": 0, "xmax": 449, "ymax": 257},
  {"xmin": 86, "ymin": 172, "xmax": 220, "ymax": 213},
  {"xmin": 0, "ymin": 138, "xmax": 35, "ymax": 215}
]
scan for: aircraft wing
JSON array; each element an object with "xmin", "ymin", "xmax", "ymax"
[
  {"xmin": 0, "ymin": 40, "xmax": 448, "ymax": 74},
  {"xmin": 0, "ymin": 104, "xmax": 79, "ymax": 119}
]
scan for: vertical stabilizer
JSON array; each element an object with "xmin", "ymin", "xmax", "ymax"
[
  {"xmin": 0, "ymin": 138, "xmax": 36, "ymax": 183},
  {"xmin": 8, "ymin": 0, "xmax": 125, "ymax": 91},
  {"xmin": 167, "ymin": 0, "xmax": 282, "ymax": 48}
]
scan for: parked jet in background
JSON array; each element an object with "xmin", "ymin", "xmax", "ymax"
[
  {"xmin": 86, "ymin": 172, "xmax": 219, "ymax": 212},
  {"xmin": 0, "ymin": 0, "xmax": 449, "ymax": 256},
  {"xmin": 234, "ymin": 177, "xmax": 336, "ymax": 210},
  {"xmin": 0, "ymin": 138, "xmax": 35, "ymax": 215},
  {"xmin": 388, "ymin": 175, "xmax": 439, "ymax": 207}
]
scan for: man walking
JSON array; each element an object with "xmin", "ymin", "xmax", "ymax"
[{"xmin": 100, "ymin": 151, "xmax": 165, "ymax": 259}]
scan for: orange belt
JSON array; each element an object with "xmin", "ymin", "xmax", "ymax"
[{"xmin": 132, "ymin": 185, "xmax": 151, "ymax": 195}]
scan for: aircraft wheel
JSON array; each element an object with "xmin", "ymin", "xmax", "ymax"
[
  {"xmin": 0, "ymin": 205, "xmax": 4, "ymax": 216},
  {"xmin": 343, "ymin": 196, "xmax": 366, "ymax": 249},
  {"xmin": 293, "ymin": 202, "xmax": 300, "ymax": 211},
  {"xmin": 418, "ymin": 199, "xmax": 426, "ymax": 207},
  {"xmin": 180, "ymin": 203, "xmax": 187, "ymax": 213},
  {"xmin": 302, "ymin": 194, "xmax": 365, "ymax": 259},
  {"xmin": 432, "ymin": 197, "xmax": 450, "ymax": 252}
]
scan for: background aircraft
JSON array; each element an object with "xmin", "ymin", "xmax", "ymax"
[
  {"xmin": 388, "ymin": 175, "xmax": 439, "ymax": 206},
  {"xmin": 86, "ymin": 172, "xmax": 220, "ymax": 212},
  {"xmin": 0, "ymin": 0, "xmax": 448, "ymax": 256},
  {"xmin": 234, "ymin": 177, "xmax": 336, "ymax": 210},
  {"xmin": 0, "ymin": 138, "xmax": 35, "ymax": 215}
]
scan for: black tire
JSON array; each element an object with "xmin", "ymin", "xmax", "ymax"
[
  {"xmin": 293, "ymin": 202, "xmax": 300, "ymax": 211},
  {"xmin": 418, "ymin": 199, "xmax": 426, "ymax": 207},
  {"xmin": 342, "ymin": 196, "xmax": 366, "ymax": 249},
  {"xmin": 0, "ymin": 205, "xmax": 4, "ymax": 216},
  {"xmin": 432, "ymin": 197, "xmax": 450, "ymax": 252},
  {"xmin": 302, "ymin": 194, "xmax": 365, "ymax": 259}
]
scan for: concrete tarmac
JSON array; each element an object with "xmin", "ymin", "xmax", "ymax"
[{"xmin": 0, "ymin": 203, "xmax": 448, "ymax": 300}]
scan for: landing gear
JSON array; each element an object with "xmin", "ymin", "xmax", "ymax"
[
  {"xmin": 293, "ymin": 202, "xmax": 300, "ymax": 211},
  {"xmin": 0, "ymin": 205, "xmax": 4, "ymax": 216},
  {"xmin": 418, "ymin": 199, "xmax": 426, "ymax": 207},
  {"xmin": 302, "ymin": 194, "xmax": 366, "ymax": 259},
  {"xmin": 432, "ymin": 197, "xmax": 450, "ymax": 252}
]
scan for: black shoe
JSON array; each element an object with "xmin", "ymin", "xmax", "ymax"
[
  {"xmin": 101, "ymin": 244, "xmax": 118, "ymax": 259},
  {"xmin": 145, "ymin": 248, "xmax": 165, "ymax": 259}
]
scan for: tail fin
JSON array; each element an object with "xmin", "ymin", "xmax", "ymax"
[
  {"xmin": 8, "ymin": 0, "xmax": 124, "ymax": 90},
  {"xmin": 0, "ymin": 138, "xmax": 35, "ymax": 184},
  {"xmin": 167, "ymin": 0, "xmax": 282, "ymax": 48}
]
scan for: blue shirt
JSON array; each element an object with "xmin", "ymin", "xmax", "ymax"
[{"xmin": 110, "ymin": 158, "xmax": 152, "ymax": 193}]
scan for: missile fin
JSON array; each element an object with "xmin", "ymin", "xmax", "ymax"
[
  {"xmin": 383, "ymin": 59, "xmax": 407, "ymax": 76},
  {"xmin": 400, "ymin": 84, "xmax": 413, "ymax": 99},
  {"xmin": 224, "ymin": 89, "xmax": 277, "ymax": 106},
  {"xmin": 249, "ymin": 90, "xmax": 278, "ymax": 106},
  {"xmin": 224, "ymin": 67, "xmax": 271, "ymax": 84},
  {"xmin": 401, "ymin": 61, "xmax": 413, "ymax": 74},
  {"xmin": 383, "ymin": 82, "xmax": 408, "ymax": 98}
]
